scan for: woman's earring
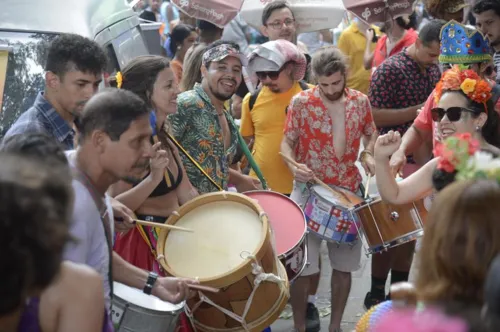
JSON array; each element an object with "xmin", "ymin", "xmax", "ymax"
[{"xmin": 476, "ymin": 125, "xmax": 482, "ymax": 132}]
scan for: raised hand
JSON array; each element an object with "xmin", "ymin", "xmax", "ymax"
[{"xmin": 375, "ymin": 131, "xmax": 402, "ymax": 161}]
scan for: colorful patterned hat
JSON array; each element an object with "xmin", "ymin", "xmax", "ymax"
[
  {"xmin": 439, "ymin": 20, "xmax": 492, "ymax": 64},
  {"xmin": 356, "ymin": 300, "xmax": 394, "ymax": 332}
]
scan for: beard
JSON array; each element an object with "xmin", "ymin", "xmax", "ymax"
[
  {"xmin": 209, "ymin": 79, "xmax": 237, "ymax": 101},
  {"xmin": 320, "ymin": 81, "xmax": 346, "ymax": 102}
]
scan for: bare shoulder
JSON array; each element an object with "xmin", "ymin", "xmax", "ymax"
[{"xmin": 60, "ymin": 261, "xmax": 103, "ymax": 292}]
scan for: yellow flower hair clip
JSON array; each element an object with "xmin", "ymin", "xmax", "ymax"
[{"xmin": 116, "ymin": 71, "xmax": 123, "ymax": 89}]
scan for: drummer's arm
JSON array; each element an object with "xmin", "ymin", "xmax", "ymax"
[{"xmin": 375, "ymin": 157, "xmax": 437, "ymax": 204}]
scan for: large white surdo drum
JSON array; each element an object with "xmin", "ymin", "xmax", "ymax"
[{"xmin": 156, "ymin": 192, "xmax": 289, "ymax": 332}]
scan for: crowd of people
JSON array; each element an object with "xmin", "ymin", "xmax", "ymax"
[{"xmin": 2, "ymin": 0, "xmax": 500, "ymax": 332}]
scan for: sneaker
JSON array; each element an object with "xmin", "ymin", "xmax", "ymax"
[
  {"xmin": 363, "ymin": 292, "xmax": 385, "ymax": 310},
  {"xmin": 305, "ymin": 303, "xmax": 321, "ymax": 332}
]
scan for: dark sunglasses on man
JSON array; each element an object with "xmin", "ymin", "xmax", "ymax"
[
  {"xmin": 255, "ymin": 65, "xmax": 287, "ymax": 81},
  {"xmin": 431, "ymin": 107, "xmax": 480, "ymax": 122}
]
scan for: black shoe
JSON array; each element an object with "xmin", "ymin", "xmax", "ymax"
[
  {"xmin": 363, "ymin": 292, "xmax": 385, "ymax": 311},
  {"xmin": 305, "ymin": 302, "xmax": 321, "ymax": 332}
]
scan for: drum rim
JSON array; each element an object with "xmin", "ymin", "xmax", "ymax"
[
  {"xmin": 243, "ymin": 190, "xmax": 308, "ymax": 258},
  {"xmin": 309, "ymin": 183, "xmax": 364, "ymax": 208},
  {"xmin": 155, "ymin": 192, "xmax": 271, "ymax": 287},
  {"xmin": 112, "ymin": 281, "xmax": 185, "ymax": 313}
]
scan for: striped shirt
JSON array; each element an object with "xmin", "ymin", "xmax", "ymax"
[{"xmin": 495, "ymin": 52, "xmax": 500, "ymax": 84}]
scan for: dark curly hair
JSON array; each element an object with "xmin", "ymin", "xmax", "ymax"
[
  {"xmin": 75, "ymin": 89, "xmax": 150, "ymax": 142},
  {"xmin": 0, "ymin": 153, "xmax": 73, "ymax": 314},
  {"xmin": 45, "ymin": 33, "xmax": 107, "ymax": 77},
  {"xmin": 108, "ymin": 55, "xmax": 170, "ymax": 109}
]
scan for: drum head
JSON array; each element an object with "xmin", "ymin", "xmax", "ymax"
[
  {"xmin": 311, "ymin": 185, "xmax": 363, "ymax": 208},
  {"xmin": 113, "ymin": 282, "xmax": 183, "ymax": 312},
  {"xmin": 244, "ymin": 191, "xmax": 306, "ymax": 256},
  {"xmin": 164, "ymin": 199, "xmax": 264, "ymax": 280}
]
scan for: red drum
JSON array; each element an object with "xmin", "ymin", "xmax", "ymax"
[{"xmin": 244, "ymin": 191, "xmax": 307, "ymax": 282}]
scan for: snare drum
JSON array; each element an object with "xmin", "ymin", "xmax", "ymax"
[
  {"xmin": 112, "ymin": 282, "xmax": 183, "ymax": 332},
  {"xmin": 156, "ymin": 192, "xmax": 289, "ymax": 332},
  {"xmin": 244, "ymin": 190, "xmax": 307, "ymax": 283},
  {"xmin": 354, "ymin": 197, "xmax": 427, "ymax": 254},
  {"xmin": 303, "ymin": 185, "xmax": 364, "ymax": 244}
]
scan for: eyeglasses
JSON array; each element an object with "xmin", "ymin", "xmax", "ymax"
[
  {"xmin": 431, "ymin": 107, "xmax": 479, "ymax": 122},
  {"xmin": 266, "ymin": 19, "xmax": 295, "ymax": 30}
]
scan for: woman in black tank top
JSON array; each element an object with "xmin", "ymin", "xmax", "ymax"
[{"xmin": 108, "ymin": 56, "xmax": 198, "ymax": 276}]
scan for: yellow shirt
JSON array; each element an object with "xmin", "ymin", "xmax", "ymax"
[
  {"xmin": 338, "ymin": 23, "xmax": 381, "ymax": 94},
  {"xmin": 240, "ymin": 82, "xmax": 313, "ymax": 194}
]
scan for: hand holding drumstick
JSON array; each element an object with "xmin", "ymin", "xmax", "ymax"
[{"xmin": 292, "ymin": 162, "xmax": 315, "ymax": 183}]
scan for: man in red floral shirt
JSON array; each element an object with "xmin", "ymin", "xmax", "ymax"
[{"xmin": 281, "ymin": 46, "xmax": 377, "ymax": 332}]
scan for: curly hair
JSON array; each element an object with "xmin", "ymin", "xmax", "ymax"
[
  {"xmin": 416, "ymin": 180, "xmax": 500, "ymax": 307},
  {"xmin": 45, "ymin": 33, "xmax": 107, "ymax": 77},
  {"xmin": 0, "ymin": 153, "xmax": 73, "ymax": 314}
]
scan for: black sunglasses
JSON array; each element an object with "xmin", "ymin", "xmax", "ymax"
[
  {"xmin": 255, "ymin": 65, "xmax": 287, "ymax": 81},
  {"xmin": 431, "ymin": 107, "xmax": 479, "ymax": 122}
]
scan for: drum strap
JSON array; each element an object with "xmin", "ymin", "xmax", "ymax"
[
  {"xmin": 70, "ymin": 166, "xmax": 114, "ymax": 299},
  {"xmin": 136, "ymin": 224, "xmax": 158, "ymax": 260},
  {"xmin": 167, "ymin": 133, "xmax": 223, "ymax": 191}
]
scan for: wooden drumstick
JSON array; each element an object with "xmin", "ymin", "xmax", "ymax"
[
  {"xmin": 364, "ymin": 175, "xmax": 372, "ymax": 199},
  {"xmin": 279, "ymin": 152, "xmax": 348, "ymax": 203},
  {"xmin": 135, "ymin": 219, "xmax": 194, "ymax": 233},
  {"xmin": 188, "ymin": 284, "xmax": 220, "ymax": 293}
]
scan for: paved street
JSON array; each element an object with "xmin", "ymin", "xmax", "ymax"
[
  {"xmin": 271, "ymin": 164, "xmax": 420, "ymax": 332},
  {"xmin": 271, "ymin": 241, "xmax": 420, "ymax": 332},
  {"xmin": 271, "ymin": 242, "xmax": 371, "ymax": 332}
]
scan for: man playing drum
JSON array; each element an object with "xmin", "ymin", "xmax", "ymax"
[{"xmin": 280, "ymin": 46, "xmax": 377, "ymax": 332}]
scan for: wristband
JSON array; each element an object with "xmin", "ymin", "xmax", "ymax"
[{"xmin": 143, "ymin": 271, "xmax": 158, "ymax": 295}]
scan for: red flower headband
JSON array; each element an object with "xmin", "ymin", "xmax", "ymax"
[
  {"xmin": 434, "ymin": 65, "xmax": 492, "ymax": 112},
  {"xmin": 433, "ymin": 133, "xmax": 480, "ymax": 173}
]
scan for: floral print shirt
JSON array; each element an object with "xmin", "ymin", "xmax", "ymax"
[
  {"xmin": 169, "ymin": 83, "xmax": 239, "ymax": 194},
  {"xmin": 284, "ymin": 87, "xmax": 376, "ymax": 192}
]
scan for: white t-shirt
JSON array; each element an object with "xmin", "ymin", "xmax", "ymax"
[{"xmin": 63, "ymin": 150, "xmax": 114, "ymax": 310}]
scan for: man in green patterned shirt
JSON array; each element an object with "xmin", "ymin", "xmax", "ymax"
[{"xmin": 169, "ymin": 41, "xmax": 261, "ymax": 194}]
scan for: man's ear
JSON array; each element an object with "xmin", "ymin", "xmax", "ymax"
[
  {"xmin": 45, "ymin": 71, "xmax": 60, "ymax": 90},
  {"xmin": 201, "ymin": 64, "xmax": 208, "ymax": 79}
]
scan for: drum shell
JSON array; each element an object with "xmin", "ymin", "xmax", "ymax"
[
  {"xmin": 112, "ymin": 283, "xmax": 183, "ymax": 332},
  {"xmin": 303, "ymin": 185, "xmax": 363, "ymax": 244},
  {"xmin": 244, "ymin": 190, "xmax": 308, "ymax": 283},
  {"xmin": 156, "ymin": 192, "xmax": 289, "ymax": 332},
  {"xmin": 354, "ymin": 198, "xmax": 427, "ymax": 252}
]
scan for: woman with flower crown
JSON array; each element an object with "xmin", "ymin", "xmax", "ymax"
[{"xmin": 374, "ymin": 66, "xmax": 500, "ymax": 204}]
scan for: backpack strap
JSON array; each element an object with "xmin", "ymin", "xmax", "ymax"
[
  {"xmin": 249, "ymin": 86, "xmax": 263, "ymax": 112},
  {"xmin": 298, "ymin": 80, "xmax": 309, "ymax": 91}
]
